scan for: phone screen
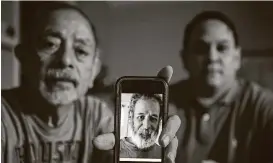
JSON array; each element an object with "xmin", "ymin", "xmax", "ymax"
[{"xmin": 115, "ymin": 77, "xmax": 168, "ymax": 163}]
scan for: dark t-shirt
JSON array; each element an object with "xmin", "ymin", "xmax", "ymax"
[
  {"xmin": 1, "ymin": 88, "xmax": 114, "ymax": 163},
  {"xmin": 120, "ymin": 137, "xmax": 161, "ymax": 159}
]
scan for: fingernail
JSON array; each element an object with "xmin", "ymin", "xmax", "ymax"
[
  {"xmin": 163, "ymin": 135, "xmax": 170, "ymax": 147},
  {"xmin": 168, "ymin": 153, "xmax": 175, "ymax": 162}
]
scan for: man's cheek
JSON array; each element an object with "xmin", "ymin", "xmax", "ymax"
[
  {"xmin": 134, "ymin": 121, "xmax": 142, "ymax": 130},
  {"xmin": 151, "ymin": 123, "xmax": 158, "ymax": 130}
]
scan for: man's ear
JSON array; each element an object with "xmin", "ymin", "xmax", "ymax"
[
  {"xmin": 88, "ymin": 48, "xmax": 102, "ymax": 88},
  {"xmin": 180, "ymin": 49, "xmax": 190, "ymax": 72},
  {"xmin": 128, "ymin": 110, "xmax": 133, "ymax": 124},
  {"xmin": 14, "ymin": 44, "xmax": 25, "ymax": 63},
  {"xmin": 234, "ymin": 46, "xmax": 242, "ymax": 71}
]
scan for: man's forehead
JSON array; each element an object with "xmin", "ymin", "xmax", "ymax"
[
  {"xmin": 134, "ymin": 99, "xmax": 160, "ymax": 114},
  {"xmin": 41, "ymin": 9, "xmax": 94, "ymax": 40},
  {"xmin": 189, "ymin": 19, "xmax": 235, "ymax": 43},
  {"xmin": 48, "ymin": 9, "xmax": 90, "ymax": 25}
]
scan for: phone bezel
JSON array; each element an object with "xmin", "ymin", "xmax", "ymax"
[{"xmin": 114, "ymin": 76, "xmax": 169, "ymax": 163}]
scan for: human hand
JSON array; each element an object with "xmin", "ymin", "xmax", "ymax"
[{"xmin": 93, "ymin": 66, "xmax": 181, "ymax": 163}]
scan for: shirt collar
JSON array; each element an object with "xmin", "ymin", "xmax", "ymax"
[
  {"xmin": 195, "ymin": 80, "xmax": 240, "ymax": 109},
  {"xmin": 219, "ymin": 80, "xmax": 240, "ymax": 106}
]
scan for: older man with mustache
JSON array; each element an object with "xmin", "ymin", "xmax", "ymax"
[{"xmin": 1, "ymin": 2, "xmax": 180, "ymax": 163}]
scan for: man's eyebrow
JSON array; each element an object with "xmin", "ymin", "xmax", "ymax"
[
  {"xmin": 43, "ymin": 29, "xmax": 62, "ymax": 38},
  {"xmin": 151, "ymin": 114, "xmax": 159, "ymax": 118},
  {"xmin": 193, "ymin": 39, "xmax": 207, "ymax": 45},
  {"xmin": 75, "ymin": 38, "xmax": 93, "ymax": 46},
  {"xmin": 218, "ymin": 40, "xmax": 229, "ymax": 44}
]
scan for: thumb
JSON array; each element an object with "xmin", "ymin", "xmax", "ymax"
[
  {"xmin": 157, "ymin": 65, "xmax": 173, "ymax": 83},
  {"xmin": 93, "ymin": 133, "xmax": 115, "ymax": 150}
]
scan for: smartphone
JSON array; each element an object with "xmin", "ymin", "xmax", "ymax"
[{"xmin": 114, "ymin": 77, "xmax": 169, "ymax": 163}]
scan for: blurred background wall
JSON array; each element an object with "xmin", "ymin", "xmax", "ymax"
[
  {"xmin": 1, "ymin": 1, "xmax": 20, "ymax": 89},
  {"xmin": 2, "ymin": 1, "xmax": 273, "ymax": 90}
]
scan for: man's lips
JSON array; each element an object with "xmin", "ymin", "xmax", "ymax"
[
  {"xmin": 139, "ymin": 131, "xmax": 152, "ymax": 139},
  {"xmin": 45, "ymin": 77, "xmax": 77, "ymax": 87},
  {"xmin": 204, "ymin": 67, "xmax": 223, "ymax": 75},
  {"xmin": 206, "ymin": 64, "xmax": 223, "ymax": 73}
]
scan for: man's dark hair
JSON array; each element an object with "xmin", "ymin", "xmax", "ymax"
[
  {"xmin": 22, "ymin": 1, "xmax": 99, "ymax": 47},
  {"xmin": 183, "ymin": 11, "xmax": 239, "ymax": 51}
]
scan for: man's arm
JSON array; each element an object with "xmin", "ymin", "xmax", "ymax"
[
  {"xmin": 264, "ymin": 104, "xmax": 273, "ymax": 163},
  {"xmin": 266, "ymin": 120, "xmax": 273, "ymax": 163},
  {"xmin": 1, "ymin": 121, "xmax": 6, "ymax": 163},
  {"xmin": 1, "ymin": 101, "xmax": 7, "ymax": 163},
  {"xmin": 260, "ymin": 89, "xmax": 273, "ymax": 163}
]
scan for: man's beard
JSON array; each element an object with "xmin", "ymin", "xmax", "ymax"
[
  {"xmin": 40, "ymin": 81, "xmax": 80, "ymax": 106},
  {"xmin": 131, "ymin": 124, "xmax": 159, "ymax": 150},
  {"xmin": 38, "ymin": 69, "xmax": 86, "ymax": 106}
]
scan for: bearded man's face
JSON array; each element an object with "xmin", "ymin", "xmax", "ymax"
[{"xmin": 131, "ymin": 99, "xmax": 160, "ymax": 150}]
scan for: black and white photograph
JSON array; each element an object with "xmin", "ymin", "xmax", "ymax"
[
  {"xmin": 1, "ymin": 1, "xmax": 273, "ymax": 163},
  {"xmin": 119, "ymin": 93, "xmax": 163, "ymax": 162}
]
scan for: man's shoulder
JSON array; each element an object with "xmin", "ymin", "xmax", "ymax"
[
  {"xmin": 170, "ymin": 79, "xmax": 190, "ymax": 92},
  {"xmin": 83, "ymin": 95, "xmax": 113, "ymax": 114},
  {"xmin": 79, "ymin": 95, "xmax": 113, "ymax": 123},
  {"xmin": 82, "ymin": 95, "xmax": 114, "ymax": 134},
  {"xmin": 238, "ymin": 80, "xmax": 273, "ymax": 128},
  {"xmin": 1, "ymin": 88, "xmax": 21, "ymax": 116},
  {"xmin": 2, "ymin": 87, "xmax": 19, "ymax": 101},
  {"xmin": 120, "ymin": 137, "xmax": 135, "ymax": 150},
  {"xmin": 238, "ymin": 80, "xmax": 273, "ymax": 121},
  {"xmin": 1, "ymin": 88, "xmax": 23, "ymax": 136},
  {"xmin": 169, "ymin": 79, "xmax": 192, "ymax": 111},
  {"xmin": 120, "ymin": 137, "xmax": 127, "ymax": 147},
  {"xmin": 242, "ymin": 80, "xmax": 273, "ymax": 106}
]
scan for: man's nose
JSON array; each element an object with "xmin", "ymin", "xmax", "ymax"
[
  {"xmin": 58, "ymin": 45, "xmax": 74, "ymax": 68},
  {"xmin": 142, "ymin": 117, "xmax": 151, "ymax": 129},
  {"xmin": 207, "ymin": 45, "xmax": 220, "ymax": 62}
]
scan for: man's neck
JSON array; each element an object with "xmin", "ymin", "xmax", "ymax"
[
  {"xmin": 194, "ymin": 79, "xmax": 237, "ymax": 107},
  {"xmin": 197, "ymin": 87, "xmax": 228, "ymax": 107},
  {"xmin": 19, "ymin": 86, "xmax": 74, "ymax": 127},
  {"xmin": 126, "ymin": 137, "xmax": 155, "ymax": 151}
]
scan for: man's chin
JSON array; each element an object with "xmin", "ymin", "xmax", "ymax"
[
  {"xmin": 205, "ymin": 74, "xmax": 223, "ymax": 87},
  {"xmin": 136, "ymin": 141, "xmax": 155, "ymax": 150},
  {"xmin": 132, "ymin": 134, "xmax": 157, "ymax": 150},
  {"xmin": 41, "ymin": 90, "xmax": 78, "ymax": 106}
]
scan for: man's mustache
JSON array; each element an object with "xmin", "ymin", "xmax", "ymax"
[
  {"xmin": 203, "ymin": 60, "xmax": 223, "ymax": 74},
  {"xmin": 137, "ymin": 127, "xmax": 157, "ymax": 138},
  {"xmin": 46, "ymin": 69, "xmax": 79, "ymax": 86}
]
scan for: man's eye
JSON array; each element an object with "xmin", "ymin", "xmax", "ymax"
[
  {"xmin": 38, "ymin": 38, "xmax": 60, "ymax": 53},
  {"xmin": 75, "ymin": 48, "xmax": 88, "ymax": 56},
  {"xmin": 41, "ymin": 40, "xmax": 57, "ymax": 49},
  {"xmin": 137, "ymin": 116, "xmax": 145, "ymax": 121},
  {"xmin": 217, "ymin": 44, "xmax": 229, "ymax": 53},
  {"xmin": 150, "ymin": 117, "xmax": 158, "ymax": 122}
]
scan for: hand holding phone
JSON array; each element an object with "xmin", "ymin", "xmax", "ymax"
[
  {"xmin": 115, "ymin": 77, "xmax": 168, "ymax": 163},
  {"xmin": 93, "ymin": 66, "xmax": 181, "ymax": 163}
]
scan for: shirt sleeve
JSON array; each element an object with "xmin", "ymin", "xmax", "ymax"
[
  {"xmin": 260, "ymin": 90, "xmax": 273, "ymax": 163},
  {"xmin": 265, "ymin": 103, "xmax": 273, "ymax": 162},
  {"xmin": 1, "ymin": 100, "xmax": 7, "ymax": 163},
  {"xmin": 1, "ymin": 120, "xmax": 6, "ymax": 163}
]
